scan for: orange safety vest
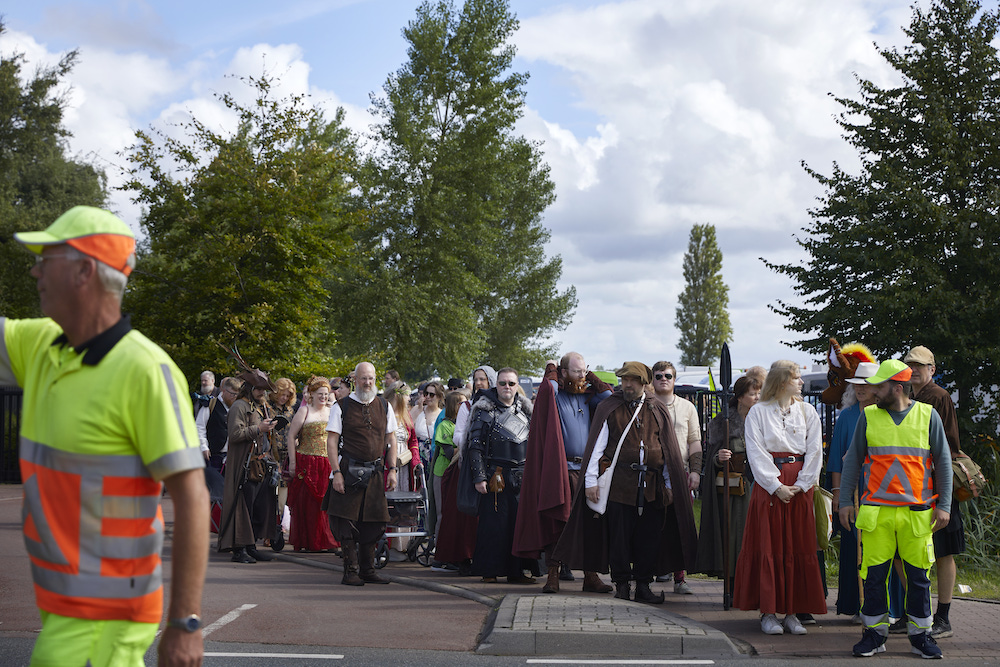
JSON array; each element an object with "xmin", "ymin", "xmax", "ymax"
[
  {"xmin": 20, "ymin": 437, "xmax": 164, "ymax": 623},
  {"xmin": 861, "ymin": 402, "xmax": 937, "ymax": 507}
]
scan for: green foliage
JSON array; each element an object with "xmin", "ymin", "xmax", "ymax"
[
  {"xmin": 120, "ymin": 73, "xmax": 362, "ymax": 383},
  {"xmin": 331, "ymin": 0, "xmax": 576, "ymax": 379},
  {"xmin": 675, "ymin": 223, "xmax": 732, "ymax": 366},
  {"xmin": 0, "ymin": 23, "xmax": 107, "ymax": 318},
  {"xmin": 766, "ymin": 0, "xmax": 1000, "ymax": 460}
]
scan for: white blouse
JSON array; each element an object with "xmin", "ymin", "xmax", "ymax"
[{"xmin": 744, "ymin": 399, "xmax": 822, "ymax": 495}]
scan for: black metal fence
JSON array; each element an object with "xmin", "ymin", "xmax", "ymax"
[{"xmin": 1, "ymin": 386, "xmax": 23, "ymax": 483}]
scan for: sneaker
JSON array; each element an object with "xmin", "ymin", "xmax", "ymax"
[
  {"xmin": 783, "ymin": 614, "xmax": 807, "ymax": 635},
  {"xmin": 930, "ymin": 617, "xmax": 953, "ymax": 639},
  {"xmin": 761, "ymin": 613, "xmax": 784, "ymax": 635},
  {"xmin": 796, "ymin": 613, "xmax": 816, "ymax": 625},
  {"xmin": 655, "ymin": 575, "xmax": 671, "ymax": 582},
  {"xmin": 910, "ymin": 632, "xmax": 943, "ymax": 659},
  {"xmin": 853, "ymin": 628, "xmax": 887, "ymax": 657},
  {"xmin": 673, "ymin": 580, "xmax": 693, "ymax": 595},
  {"xmin": 889, "ymin": 616, "xmax": 908, "ymax": 634}
]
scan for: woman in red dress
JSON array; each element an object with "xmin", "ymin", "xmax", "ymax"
[{"xmin": 286, "ymin": 375, "xmax": 339, "ymax": 552}]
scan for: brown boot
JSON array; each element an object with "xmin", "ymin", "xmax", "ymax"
[
  {"xmin": 340, "ymin": 540, "xmax": 364, "ymax": 586},
  {"xmin": 542, "ymin": 564, "xmax": 560, "ymax": 594},
  {"xmin": 582, "ymin": 571, "xmax": 613, "ymax": 593},
  {"xmin": 358, "ymin": 542, "xmax": 390, "ymax": 584}
]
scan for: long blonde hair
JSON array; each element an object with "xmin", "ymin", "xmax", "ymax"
[{"xmin": 760, "ymin": 360, "xmax": 802, "ymax": 403}]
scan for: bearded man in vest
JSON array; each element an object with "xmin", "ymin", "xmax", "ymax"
[
  {"xmin": 838, "ymin": 359, "xmax": 952, "ymax": 660},
  {"xmin": 3, "ymin": 207, "xmax": 208, "ymax": 666},
  {"xmin": 324, "ymin": 361, "xmax": 398, "ymax": 586}
]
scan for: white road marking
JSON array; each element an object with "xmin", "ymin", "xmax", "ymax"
[
  {"xmin": 205, "ymin": 653, "xmax": 344, "ymax": 659},
  {"xmin": 201, "ymin": 603, "xmax": 258, "ymax": 637},
  {"xmin": 526, "ymin": 661, "xmax": 715, "ymax": 665}
]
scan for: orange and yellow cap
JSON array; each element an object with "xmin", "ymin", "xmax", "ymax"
[{"xmin": 14, "ymin": 206, "xmax": 136, "ymax": 276}]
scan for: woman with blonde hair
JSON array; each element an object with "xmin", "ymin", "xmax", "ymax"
[
  {"xmin": 733, "ymin": 360, "xmax": 826, "ymax": 636},
  {"xmin": 285, "ymin": 375, "xmax": 338, "ymax": 552},
  {"xmin": 385, "ymin": 384, "xmax": 420, "ymax": 492}
]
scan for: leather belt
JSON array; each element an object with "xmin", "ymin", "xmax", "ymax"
[
  {"xmin": 566, "ymin": 457, "xmax": 583, "ymax": 464},
  {"xmin": 773, "ymin": 455, "xmax": 802, "ymax": 467}
]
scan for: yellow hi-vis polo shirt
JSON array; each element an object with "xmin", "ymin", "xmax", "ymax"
[{"xmin": 0, "ymin": 316, "xmax": 203, "ymax": 623}]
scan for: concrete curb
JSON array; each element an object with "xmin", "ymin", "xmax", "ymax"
[
  {"xmin": 273, "ymin": 552, "xmax": 499, "ymax": 607},
  {"xmin": 476, "ymin": 594, "xmax": 740, "ymax": 657}
]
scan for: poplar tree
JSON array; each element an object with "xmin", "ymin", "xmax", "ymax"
[
  {"xmin": 675, "ymin": 223, "xmax": 732, "ymax": 366},
  {"xmin": 766, "ymin": 0, "xmax": 1000, "ymax": 454},
  {"xmin": 332, "ymin": 0, "xmax": 575, "ymax": 378}
]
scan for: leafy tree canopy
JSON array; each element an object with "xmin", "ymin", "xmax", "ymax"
[
  {"xmin": 0, "ymin": 22, "xmax": 107, "ymax": 318},
  {"xmin": 766, "ymin": 0, "xmax": 1000, "ymax": 456},
  {"xmin": 121, "ymin": 73, "xmax": 364, "ymax": 384},
  {"xmin": 330, "ymin": 0, "xmax": 576, "ymax": 380}
]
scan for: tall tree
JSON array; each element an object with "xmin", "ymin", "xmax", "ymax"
[
  {"xmin": 766, "ymin": 0, "xmax": 1000, "ymax": 457},
  {"xmin": 0, "ymin": 23, "xmax": 107, "ymax": 318},
  {"xmin": 121, "ymin": 74, "xmax": 362, "ymax": 381},
  {"xmin": 675, "ymin": 223, "xmax": 732, "ymax": 366},
  {"xmin": 331, "ymin": 0, "xmax": 576, "ymax": 379}
]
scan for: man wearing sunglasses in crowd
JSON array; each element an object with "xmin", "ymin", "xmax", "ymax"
[{"xmin": 650, "ymin": 361, "xmax": 703, "ymax": 594}]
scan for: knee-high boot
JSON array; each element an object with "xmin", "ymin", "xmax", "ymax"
[
  {"xmin": 359, "ymin": 542, "xmax": 390, "ymax": 584},
  {"xmin": 341, "ymin": 540, "xmax": 364, "ymax": 586}
]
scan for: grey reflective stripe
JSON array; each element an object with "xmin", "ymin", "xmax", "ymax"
[
  {"xmin": 868, "ymin": 458, "xmax": 918, "ymax": 504},
  {"xmin": 102, "ymin": 495, "xmax": 161, "ymax": 519},
  {"xmin": 866, "ymin": 445, "xmax": 932, "ymax": 457},
  {"xmin": 22, "ymin": 474, "xmax": 71, "ymax": 566},
  {"xmin": 0, "ymin": 317, "xmax": 15, "ymax": 386},
  {"xmin": 31, "ymin": 562, "xmax": 161, "ymax": 599},
  {"xmin": 161, "ymin": 363, "xmax": 190, "ymax": 449},
  {"xmin": 20, "ymin": 437, "xmax": 149, "ymax": 477},
  {"xmin": 147, "ymin": 446, "xmax": 205, "ymax": 482},
  {"xmin": 103, "ymin": 530, "xmax": 163, "ymax": 560}
]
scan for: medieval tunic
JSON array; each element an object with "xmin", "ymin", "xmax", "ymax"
[
  {"xmin": 553, "ymin": 390, "xmax": 698, "ymax": 579},
  {"xmin": 324, "ymin": 394, "xmax": 396, "ymax": 541},
  {"xmin": 695, "ymin": 410, "xmax": 754, "ymax": 580},
  {"xmin": 219, "ymin": 396, "xmax": 277, "ymax": 550}
]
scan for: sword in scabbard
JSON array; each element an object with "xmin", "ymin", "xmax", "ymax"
[{"xmin": 630, "ymin": 462, "xmax": 648, "ymax": 516}]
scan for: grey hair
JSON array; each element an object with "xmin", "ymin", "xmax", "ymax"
[{"xmin": 63, "ymin": 246, "xmax": 132, "ymax": 299}]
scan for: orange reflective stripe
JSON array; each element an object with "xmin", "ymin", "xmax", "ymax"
[
  {"xmin": 103, "ymin": 475, "xmax": 161, "ymax": 497},
  {"xmin": 101, "ymin": 553, "xmax": 159, "ymax": 578},
  {"xmin": 102, "ymin": 518, "xmax": 156, "ymax": 538},
  {"xmin": 21, "ymin": 461, "xmax": 80, "ymax": 574},
  {"xmin": 35, "ymin": 585, "xmax": 163, "ymax": 624}
]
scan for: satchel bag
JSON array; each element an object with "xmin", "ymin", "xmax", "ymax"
[
  {"xmin": 587, "ymin": 395, "xmax": 645, "ymax": 516},
  {"xmin": 247, "ymin": 454, "xmax": 266, "ymax": 483},
  {"xmin": 341, "ymin": 455, "xmax": 378, "ymax": 489},
  {"xmin": 397, "ymin": 442, "xmax": 413, "ymax": 466},
  {"xmin": 715, "ymin": 470, "xmax": 745, "ymax": 496},
  {"xmin": 952, "ymin": 450, "xmax": 987, "ymax": 502},
  {"xmin": 264, "ymin": 457, "xmax": 280, "ymax": 488},
  {"xmin": 814, "ymin": 484, "xmax": 833, "ymax": 549}
]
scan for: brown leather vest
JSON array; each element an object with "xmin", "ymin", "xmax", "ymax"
[
  {"xmin": 338, "ymin": 397, "xmax": 387, "ymax": 462},
  {"xmin": 604, "ymin": 400, "xmax": 663, "ymax": 505}
]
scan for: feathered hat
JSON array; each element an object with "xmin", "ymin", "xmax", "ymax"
[{"xmin": 820, "ymin": 337, "xmax": 876, "ymax": 406}]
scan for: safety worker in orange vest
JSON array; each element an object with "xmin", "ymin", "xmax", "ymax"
[
  {"xmin": 2, "ymin": 206, "xmax": 209, "ymax": 666},
  {"xmin": 837, "ymin": 359, "xmax": 952, "ymax": 660}
]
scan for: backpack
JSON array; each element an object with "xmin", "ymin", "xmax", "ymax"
[{"xmin": 951, "ymin": 450, "xmax": 987, "ymax": 502}]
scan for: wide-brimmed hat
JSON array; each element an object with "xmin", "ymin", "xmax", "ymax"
[
  {"xmin": 15, "ymin": 206, "xmax": 136, "ymax": 276},
  {"xmin": 238, "ymin": 369, "xmax": 276, "ymax": 392},
  {"xmin": 615, "ymin": 361, "xmax": 652, "ymax": 385},
  {"xmin": 863, "ymin": 359, "xmax": 912, "ymax": 385},
  {"xmin": 845, "ymin": 362, "xmax": 880, "ymax": 384}
]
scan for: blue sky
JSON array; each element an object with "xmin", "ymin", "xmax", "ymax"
[{"xmin": 5, "ymin": 0, "xmax": 960, "ymax": 374}]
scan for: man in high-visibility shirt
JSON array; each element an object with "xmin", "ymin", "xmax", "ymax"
[
  {"xmin": 1, "ymin": 206, "xmax": 209, "ymax": 666},
  {"xmin": 838, "ymin": 359, "xmax": 952, "ymax": 660}
]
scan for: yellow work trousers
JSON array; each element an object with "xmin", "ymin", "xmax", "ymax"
[{"xmin": 31, "ymin": 611, "xmax": 158, "ymax": 667}]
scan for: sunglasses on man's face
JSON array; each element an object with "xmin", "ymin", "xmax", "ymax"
[
  {"xmin": 497, "ymin": 381, "xmax": 518, "ymax": 387},
  {"xmin": 331, "ymin": 385, "xmax": 341, "ymax": 391},
  {"xmin": 654, "ymin": 373, "xmax": 673, "ymax": 381}
]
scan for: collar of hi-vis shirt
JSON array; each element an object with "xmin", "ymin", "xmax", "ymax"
[{"xmin": 51, "ymin": 315, "xmax": 132, "ymax": 366}]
